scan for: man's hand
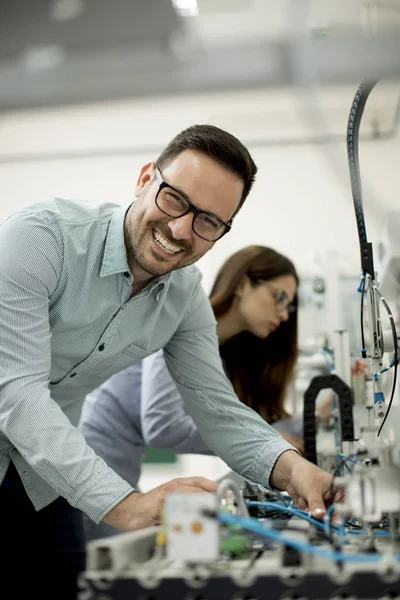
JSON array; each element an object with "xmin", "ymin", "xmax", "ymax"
[
  {"xmin": 270, "ymin": 450, "xmax": 336, "ymax": 517},
  {"xmin": 103, "ymin": 476, "xmax": 218, "ymax": 531}
]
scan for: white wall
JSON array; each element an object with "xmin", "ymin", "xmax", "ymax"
[
  {"xmin": 1, "ymin": 86, "xmax": 399, "ymax": 487},
  {"xmin": 1, "ymin": 85, "xmax": 398, "ymax": 288}
]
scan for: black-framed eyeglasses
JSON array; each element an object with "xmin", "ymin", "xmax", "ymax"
[
  {"xmin": 264, "ymin": 283, "xmax": 297, "ymax": 315},
  {"xmin": 154, "ymin": 167, "xmax": 232, "ymax": 242}
]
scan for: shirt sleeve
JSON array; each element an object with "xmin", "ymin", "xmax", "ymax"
[
  {"xmin": 141, "ymin": 350, "xmax": 213, "ymax": 455},
  {"xmin": 272, "ymin": 414, "xmax": 304, "ymax": 439},
  {"xmin": 163, "ymin": 279, "xmax": 296, "ymax": 489},
  {"xmin": 0, "ymin": 211, "xmax": 133, "ymax": 523}
]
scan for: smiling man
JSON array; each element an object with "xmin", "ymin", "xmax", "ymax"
[
  {"xmin": 125, "ymin": 145, "xmax": 244, "ymax": 286},
  {"xmin": 0, "ymin": 125, "xmax": 333, "ymax": 597}
]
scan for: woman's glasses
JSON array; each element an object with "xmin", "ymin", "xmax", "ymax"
[{"xmin": 264, "ymin": 283, "xmax": 296, "ymax": 315}]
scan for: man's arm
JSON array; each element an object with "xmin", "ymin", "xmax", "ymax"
[
  {"xmin": 163, "ymin": 280, "xmax": 297, "ymax": 487},
  {"xmin": 141, "ymin": 349, "xmax": 213, "ymax": 455},
  {"xmin": 0, "ymin": 211, "xmax": 134, "ymax": 522},
  {"xmin": 162, "ymin": 279, "xmax": 333, "ymax": 516},
  {"xmin": 0, "ymin": 211, "xmax": 219, "ymax": 531}
]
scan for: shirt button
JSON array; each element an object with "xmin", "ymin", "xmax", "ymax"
[
  {"xmin": 123, "ymin": 271, "xmax": 130, "ymax": 278},
  {"xmin": 98, "ymin": 344, "xmax": 105, "ymax": 351},
  {"xmin": 70, "ymin": 373, "xmax": 76, "ymax": 378}
]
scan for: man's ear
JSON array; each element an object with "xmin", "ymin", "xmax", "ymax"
[{"xmin": 134, "ymin": 161, "xmax": 156, "ymax": 196}]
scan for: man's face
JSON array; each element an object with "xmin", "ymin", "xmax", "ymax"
[{"xmin": 125, "ymin": 149, "xmax": 244, "ymax": 277}]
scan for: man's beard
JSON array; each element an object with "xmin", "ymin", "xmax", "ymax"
[{"xmin": 128, "ymin": 220, "xmax": 192, "ymax": 277}]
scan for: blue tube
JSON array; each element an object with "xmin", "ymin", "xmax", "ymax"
[{"xmin": 216, "ymin": 511, "xmax": 395, "ymax": 562}]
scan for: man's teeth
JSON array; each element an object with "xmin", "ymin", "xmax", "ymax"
[{"xmin": 153, "ymin": 231, "xmax": 181, "ymax": 254}]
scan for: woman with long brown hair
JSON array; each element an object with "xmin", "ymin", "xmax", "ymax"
[{"xmin": 209, "ymin": 245, "xmax": 298, "ymax": 431}]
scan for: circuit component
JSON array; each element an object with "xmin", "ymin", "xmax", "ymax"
[{"xmin": 165, "ymin": 492, "xmax": 220, "ymax": 562}]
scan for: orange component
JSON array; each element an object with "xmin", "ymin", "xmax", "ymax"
[{"xmin": 191, "ymin": 521, "xmax": 203, "ymax": 534}]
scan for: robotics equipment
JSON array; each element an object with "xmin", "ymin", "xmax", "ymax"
[{"xmin": 79, "ymin": 81, "xmax": 400, "ymax": 599}]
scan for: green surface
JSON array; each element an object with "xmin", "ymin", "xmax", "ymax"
[
  {"xmin": 143, "ymin": 447, "xmax": 177, "ymax": 464},
  {"xmin": 220, "ymin": 533, "xmax": 249, "ymax": 558}
]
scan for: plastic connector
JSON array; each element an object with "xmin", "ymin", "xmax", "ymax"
[{"xmin": 373, "ymin": 401, "xmax": 385, "ymax": 418}]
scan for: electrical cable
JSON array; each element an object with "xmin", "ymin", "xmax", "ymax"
[
  {"xmin": 347, "ymin": 80, "xmax": 398, "ymax": 431},
  {"xmin": 320, "ymin": 348, "xmax": 334, "ymax": 372},
  {"xmin": 359, "ymin": 272, "xmax": 399, "ymax": 434},
  {"xmin": 333, "ymin": 454, "xmax": 350, "ymax": 478},
  {"xmin": 336, "ymin": 452, "xmax": 360, "ymax": 467},
  {"xmin": 337, "ymin": 453, "xmax": 358, "ymax": 465},
  {"xmin": 332, "ymin": 450, "xmax": 363, "ymax": 478},
  {"xmin": 324, "ymin": 504, "xmax": 344, "ymax": 548},
  {"xmin": 370, "ymin": 283, "xmax": 399, "ymax": 436},
  {"xmin": 359, "ymin": 275, "xmax": 367, "ymax": 358},
  {"xmin": 206, "ymin": 511, "xmax": 396, "ymax": 563},
  {"xmin": 245, "ymin": 501, "xmax": 389, "ymax": 538},
  {"xmin": 265, "ymin": 492, "xmax": 290, "ymax": 507},
  {"xmin": 347, "ymin": 78, "xmax": 379, "ymax": 277}
]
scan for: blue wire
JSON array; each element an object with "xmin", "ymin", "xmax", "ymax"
[
  {"xmin": 324, "ymin": 503, "xmax": 337, "ymax": 538},
  {"xmin": 216, "ymin": 512, "xmax": 395, "ymax": 562},
  {"xmin": 335, "ymin": 450, "xmax": 360, "ymax": 476},
  {"xmin": 320, "ymin": 348, "xmax": 334, "ymax": 373},
  {"xmin": 326, "ymin": 504, "xmax": 336, "ymax": 517},
  {"xmin": 342, "ymin": 461, "xmax": 352, "ymax": 474},
  {"xmin": 246, "ymin": 501, "xmax": 389, "ymax": 537},
  {"xmin": 337, "ymin": 452, "xmax": 359, "ymax": 465},
  {"xmin": 336, "ymin": 452, "xmax": 356, "ymax": 474}
]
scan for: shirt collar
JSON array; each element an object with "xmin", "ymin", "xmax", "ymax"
[
  {"xmin": 99, "ymin": 202, "xmax": 172, "ymax": 289},
  {"xmin": 100, "ymin": 202, "xmax": 132, "ymax": 278}
]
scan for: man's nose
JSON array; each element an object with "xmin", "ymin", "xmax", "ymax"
[{"xmin": 167, "ymin": 213, "xmax": 193, "ymax": 241}]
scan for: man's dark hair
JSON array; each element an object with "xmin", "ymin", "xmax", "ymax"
[{"xmin": 156, "ymin": 124, "xmax": 257, "ymax": 215}]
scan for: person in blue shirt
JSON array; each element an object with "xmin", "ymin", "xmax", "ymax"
[
  {"xmin": 0, "ymin": 124, "xmax": 334, "ymax": 596},
  {"xmin": 80, "ymin": 244, "xmax": 344, "ymax": 540}
]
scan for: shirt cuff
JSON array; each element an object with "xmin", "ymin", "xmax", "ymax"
[
  {"xmin": 73, "ymin": 467, "xmax": 135, "ymax": 524},
  {"xmin": 254, "ymin": 439, "xmax": 300, "ymax": 491}
]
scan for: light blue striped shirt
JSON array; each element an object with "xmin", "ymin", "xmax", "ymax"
[
  {"xmin": 79, "ymin": 350, "xmax": 303, "ymax": 490},
  {"xmin": 0, "ymin": 198, "xmax": 293, "ymax": 524}
]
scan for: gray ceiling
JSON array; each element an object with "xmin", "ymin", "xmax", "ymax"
[
  {"xmin": 0, "ymin": 0, "xmax": 184, "ymax": 110},
  {"xmin": 0, "ymin": 0, "xmax": 178, "ymax": 58},
  {"xmin": 1, "ymin": 0, "xmax": 400, "ymax": 112}
]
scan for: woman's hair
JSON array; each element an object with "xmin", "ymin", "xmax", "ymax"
[{"xmin": 209, "ymin": 245, "xmax": 299, "ymax": 423}]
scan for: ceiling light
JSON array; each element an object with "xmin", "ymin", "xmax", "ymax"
[
  {"xmin": 22, "ymin": 45, "xmax": 66, "ymax": 73},
  {"xmin": 50, "ymin": 0, "xmax": 86, "ymax": 22},
  {"xmin": 172, "ymin": 0, "xmax": 199, "ymax": 17}
]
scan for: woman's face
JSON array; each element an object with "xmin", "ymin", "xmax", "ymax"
[{"xmin": 237, "ymin": 274, "xmax": 297, "ymax": 339}]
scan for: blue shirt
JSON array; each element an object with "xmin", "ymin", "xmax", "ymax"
[
  {"xmin": 79, "ymin": 352, "xmax": 213, "ymax": 488},
  {"xmin": 79, "ymin": 350, "xmax": 302, "ymax": 489},
  {"xmin": 0, "ymin": 198, "xmax": 294, "ymax": 524}
]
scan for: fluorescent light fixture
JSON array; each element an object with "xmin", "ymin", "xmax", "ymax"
[
  {"xmin": 22, "ymin": 45, "xmax": 66, "ymax": 72},
  {"xmin": 172, "ymin": 0, "xmax": 199, "ymax": 17},
  {"xmin": 50, "ymin": 0, "xmax": 86, "ymax": 22}
]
